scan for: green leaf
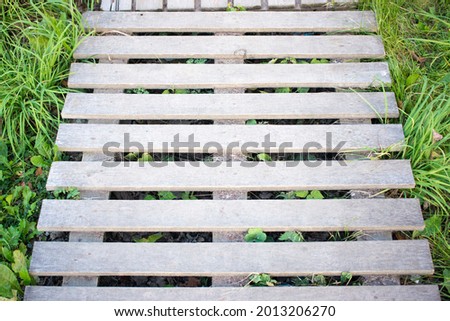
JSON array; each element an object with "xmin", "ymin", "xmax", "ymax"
[
  {"xmin": 420, "ymin": 215, "xmax": 442, "ymax": 237},
  {"xmin": 250, "ymin": 273, "xmax": 277, "ymax": 286},
  {"xmin": 30, "ymin": 155, "xmax": 46, "ymax": 168},
  {"xmin": 12, "ymin": 250, "xmax": 32, "ymax": 285},
  {"xmin": 406, "ymin": 73, "xmax": 420, "ymax": 86},
  {"xmin": 308, "ymin": 190, "xmax": 324, "ymax": 200},
  {"xmin": 144, "ymin": 194, "xmax": 156, "ymax": 200},
  {"xmin": 138, "ymin": 153, "xmax": 153, "ymax": 162},
  {"xmin": 124, "ymin": 152, "xmax": 138, "ymax": 161},
  {"xmin": 279, "ymin": 231, "xmax": 304, "ymax": 242},
  {"xmin": 134, "ymin": 233, "xmax": 164, "ymax": 243},
  {"xmin": 181, "ymin": 192, "xmax": 197, "ymax": 200},
  {"xmin": 296, "ymin": 87, "xmax": 309, "ymax": 93},
  {"xmin": 312, "ymin": 274, "xmax": 327, "ymax": 286},
  {"xmin": 257, "ymin": 153, "xmax": 272, "ymax": 162},
  {"xmin": 246, "ymin": 119, "xmax": 257, "ymax": 125},
  {"xmin": 244, "ymin": 228, "xmax": 267, "ymax": 242},
  {"xmin": 0, "ymin": 264, "xmax": 21, "ymax": 298},
  {"xmin": 157, "ymin": 191, "xmax": 176, "ymax": 200},
  {"xmin": 443, "ymin": 269, "xmax": 450, "ymax": 292},
  {"xmin": 340, "ymin": 272, "xmax": 352, "ymax": 285},
  {"xmin": 275, "ymin": 87, "xmax": 290, "ymax": 94},
  {"xmin": 294, "ymin": 190, "xmax": 309, "ymax": 198}
]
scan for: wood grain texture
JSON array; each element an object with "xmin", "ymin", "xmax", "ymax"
[
  {"xmin": 73, "ymin": 35, "xmax": 385, "ymax": 60},
  {"xmin": 38, "ymin": 198, "xmax": 424, "ymax": 232},
  {"xmin": 29, "ymin": 240, "xmax": 434, "ymax": 276},
  {"xmin": 24, "ymin": 285, "xmax": 441, "ymax": 301},
  {"xmin": 68, "ymin": 62, "xmax": 391, "ymax": 89},
  {"xmin": 45, "ymin": 160, "xmax": 416, "ymax": 191},
  {"xmin": 55, "ymin": 124, "xmax": 405, "ymax": 153},
  {"xmin": 62, "ymin": 92, "xmax": 399, "ymax": 120},
  {"xmin": 82, "ymin": 11, "xmax": 378, "ymax": 33}
]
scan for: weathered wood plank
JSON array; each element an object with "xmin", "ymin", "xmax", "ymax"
[
  {"xmin": 55, "ymin": 124, "xmax": 405, "ymax": 153},
  {"xmin": 24, "ymin": 285, "xmax": 441, "ymax": 301},
  {"xmin": 29, "ymin": 240, "xmax": 434, "ymax": 276},
  {"xmin": 74, "ymin": 35, "xmax": 385, "ymax": 60},
  {"xmin": 68, "ymin": 62, "xmax": 391, "ymax": 89},
  {"xmin": 38, "ymin": 198, "xmax": 424, "ymax": 232},
  {"xmin": 46, "ymin": 160, "xmax": 415, "ymax": 191},
  {"xmin": 82, "ymin": 11, "xmax": 378, "ymax": 33},
  {"xmin": 62, "ymin": 92, "xmax": 399, "ymax": 120}
]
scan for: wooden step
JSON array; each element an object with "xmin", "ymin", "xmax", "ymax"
[
  {"xmin": 62, "ymin": 92, "xmax": 399, "ymax": 120},
  {"xmin": 82, "ymin": 11, "xmax": 377, "ymax": 33},
  {"xmin": 38, "ymin": 199, "xmax": 424, "ymax": 232},
  {"xmin": 25, "ymin": 285, "xmax": 440, "ymax": 301},
  {"xmin": 55, "ymin": 124, "xmax": 405, "ymax": 153},
  {"xmin": 99, "ymin": 0, "xmax": 358, "ymax": 12},
  {"xmin": 74, "ymin": 35, "xmax": 385, "ymax": 60},
  {"xmin": 68, "ymin": 62, "xmax": 390, "ymax": 89},
  {"xmin": 29, "ymin": 240, "xmax": 433, "ymax": 276},
  {"xmin": 46, "ymin": 160, "xmax": 415, "ymax": 192}
]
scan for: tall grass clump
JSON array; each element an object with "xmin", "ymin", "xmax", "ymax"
[
  {"xmin": 1, "ymin": 0, "xmax": 87, "ymax": 158},
  {"xmin": 360, "ymin": 0, "xmax": 449, "ymax": 299}
]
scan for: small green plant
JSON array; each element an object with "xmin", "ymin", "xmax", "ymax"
[
  {"xmin": 277, "ymin": 190, "xmax": 324, "ymax": 200},
  {"xmin": 162, "ymin": 89, "xmax": 189, "ymax": 94},
  {"xmin": 226, "ymin": 3, "xmax": 246, "ymax": 11},
  {"xmin": 186, "ymin": 58, "xmax": 208, "ymax": 64},
  {"xmin": 249, "ymin": 273, "xmax": 277, "ymax": 286},
  {"xmin": 279, "ymin": 231, "xmax": 304, "ymax": 242},
  {"xmin": 246, "ymin": 119, "xmax": 257, "ymax": 125},
  {"xmin": 244, "ymin": 228, "xmax": 267, "ymax": 242},
  {"xmin": 256, "ymin": 153, "xmax": 272, "ymax": 162},
  {"xmin": 340, "ymin": 272, "xmax": 353, "ymax": 285},
  {"xmin": 52, "ymin": 188, "xmax": 80, "ymax": 200},
  {"xmin": 134, "ymin": 233, "xmax": 164, "ymax": 243},
  {"xmin": 127, "ymin": 88, "xmax": 150, "ymax": 94},
  {"xmin": 144, "ymin": 191, "xmax": 197, "ymax": 201}
]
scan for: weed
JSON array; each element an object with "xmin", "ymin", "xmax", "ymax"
[
  {"xmin": 279, "ymin": 231, "xmax": 305, "ymax": 242},
  {"xmin": 226, "ymin": 3, "xmax": 246, "ymax": 11},
  {"xmin": 248, "ymin": 273, "xmax": 277, "ymax": 286},
  {"xmin": 276, "ymin": 190, "xmax": 324, "ymax": 200},
  {"xmin": 244, "ymin": 228, "xmax": 267, "ymax": 242}
]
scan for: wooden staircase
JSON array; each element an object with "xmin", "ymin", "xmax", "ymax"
[{"xmin": 25, "ymin": 2, "xmax": 439, "ymax": 301}]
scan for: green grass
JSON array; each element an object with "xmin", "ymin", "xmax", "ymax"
[
  {"xmin": 360, "ymin": 0, "xmax": 449, "ymax": 299},
  {"xmin": 0, "ymin": 0, "xmax": 88, "ymax": 300}
]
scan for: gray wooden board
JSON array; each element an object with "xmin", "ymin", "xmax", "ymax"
[
  {"xmin": 55, "ymin": 124, "xmax": 405, "ymax": 153},
  {"xmin": 38, "ymin": 198, "xmax": 424, "ymax": 232},
  {"xmin": 68, "ymin": 62, "xmax": 391, "ymax": 89},
  {"xmin": 29, "ymin": 240, "xmax": 433, "ymax": 276},
  {"xmin": 45, "ymin": 160, "xmax": 415, "ymax": 191},
  {"xmin": 73, "ymin": 35, "xmax": 385, "ymax": 60},
  {"xmin": 82, "ymin": 11, "xmax": 378, "ymax": 33},
  {"xmin": 24, "ymin": 285, "xmax": 441, "ymax": 301},
  {"xmin": 62, "ymin": 92, "xmax": 399, "ymax": 120}
]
